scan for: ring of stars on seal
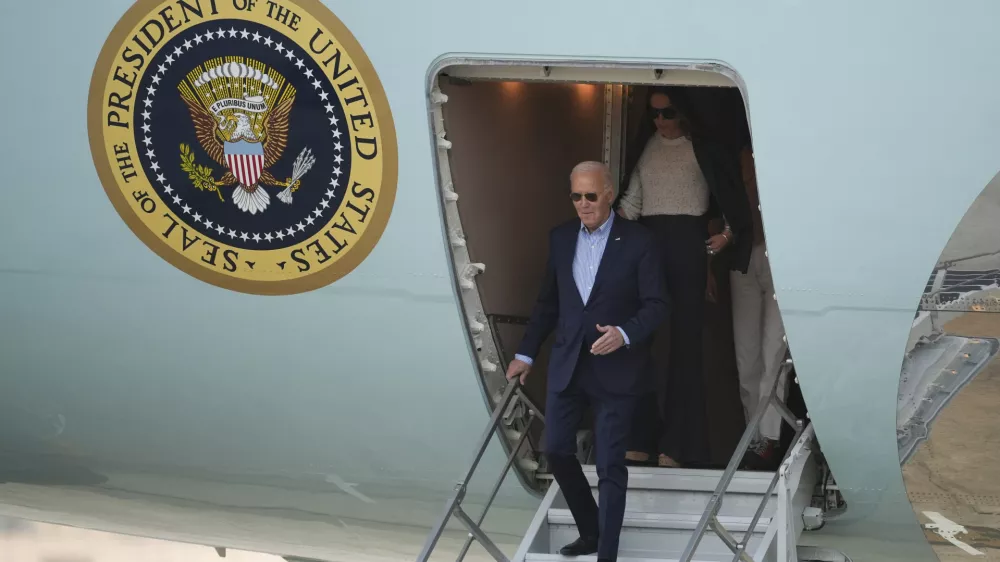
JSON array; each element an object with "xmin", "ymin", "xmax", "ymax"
[{"xmin": 89, "ymin": 0, "xmax": 397, "ymax": 295}]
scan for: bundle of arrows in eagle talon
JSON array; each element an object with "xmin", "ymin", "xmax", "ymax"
[{"xmin": 278, "ymin": 147, "xmax": 317, "ymax": 204}]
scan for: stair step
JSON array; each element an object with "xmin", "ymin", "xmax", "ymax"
[
  {"xmin": 547, "ymin": 509, "xmax": 771, "ymax": 532},
  {"xmin": 547, "ymin": 469, "xmax": 778, "ymax": 518},
  {"xmin": 547, "ymin": 520, "xmax": 764, "ymax": 560},
  {"xmin": 524, "ymin": 554, "xmax": 735, "ymax": 562},
  {"xmin": 613, "ymin": 487, "xmax": 776, "ymax": 518},
  {"xmin": 572, "ymin": 465, "xmax": 777, "ymax": 494}
]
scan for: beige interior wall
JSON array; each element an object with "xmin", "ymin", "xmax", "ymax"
[
  {"xmin": 440, "ymin": 79, "xmax": 606, "ymax": 408},
  {"xmin": 441, "ymin": 79, "xmax": 606, "ymax": 318}
]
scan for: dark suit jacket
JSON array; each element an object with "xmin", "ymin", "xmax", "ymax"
[
  {"xmin": 517, "ymin": 215, "xmax": 669, "ymax": 396},
  {"xmin": 691, "ymin": 134, "xmax": 754, "ymax": 274}
]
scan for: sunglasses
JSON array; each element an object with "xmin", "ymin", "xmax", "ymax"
[
  {"xmin": 570, "ymin": 192, "xmax": 599, "ymax": 202},
  {"xmin": 649, "ymin": 106, "xmax": 678, "ymax": 120}
]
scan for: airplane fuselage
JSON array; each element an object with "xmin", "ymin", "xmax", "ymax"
[{"xmin": 2, "ymin": 1, "xmax": 999, "ymax": 561}]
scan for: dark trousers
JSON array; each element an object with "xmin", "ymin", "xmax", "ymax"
[
  {"xmin": 546, "ymin": 349, "xmax": 638, "ymax": 562},
  {"xmin": 629, "ymin": 214, "xmax": 712, "ymax": 466}
]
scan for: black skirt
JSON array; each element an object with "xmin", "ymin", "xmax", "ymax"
[{"xmin": 629, "ymin": 213, "xmax": 712, "ymax": 466}]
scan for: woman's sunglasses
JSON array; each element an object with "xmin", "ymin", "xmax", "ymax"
[
  {"xmin": 649, "ymin": 106, "xmax": 678, "ymax": 120},
  {"xmin": 570, "ymin": 192, "xmax": 599, "ymax": 202}
]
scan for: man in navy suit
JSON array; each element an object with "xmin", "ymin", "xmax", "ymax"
[{"xmin": 506, "ymin": 161, "xmax": 669, "ymax": 562}]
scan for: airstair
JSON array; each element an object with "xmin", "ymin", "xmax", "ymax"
[{"xmin": 417, "ymin": 357, "xmax": 827, "ymax": 562}]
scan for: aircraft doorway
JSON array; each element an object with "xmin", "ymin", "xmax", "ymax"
[{"xmin": 430, "ymin": 67, "xmax": 800, "ymax": 482}]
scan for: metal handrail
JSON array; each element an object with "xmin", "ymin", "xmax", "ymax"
[
  {"xmin": 484, "ymin": 314, "xmax": 547, "ymax": 498},
  {"xmin": 416, "ymin": 378, "xmax": 544, "ymax": 562},
  {"xmin": 774, "ymin": 423, "xmax": 816, "ymax": 562},
  {"xmin": 678, "ymin": 354, "xmax": 805, "ymax": 562},
  {"xmin": 728, "ymin": 421, "xmax": 812, "ymax": 562}
]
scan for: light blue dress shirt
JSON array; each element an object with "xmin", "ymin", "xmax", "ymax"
[{"xmin": 515, "ymin": 212, "xmax": 630, "ymax": 366}]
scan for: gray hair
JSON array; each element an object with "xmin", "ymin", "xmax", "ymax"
[{"xmin": 569, "ymin": 161, "xmax": 616, "ymax": 201}]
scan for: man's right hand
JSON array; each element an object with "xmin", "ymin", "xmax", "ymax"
[{"xmin": 506, "ymin": 359, "xmax": 531, "ymax": 385}]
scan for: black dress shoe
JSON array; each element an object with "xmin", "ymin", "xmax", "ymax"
[{"xmin": 559, "ymin": 536, "xmax": 599, "ymax": 556}]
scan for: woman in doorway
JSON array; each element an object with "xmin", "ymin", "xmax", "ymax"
[
  {"xmin": 732, "ymin": 145, "xmax": 789, "ymax": 470},
  {"xmin": 618, "ymin": 86, "xmax": 752, "ymax": 468}
]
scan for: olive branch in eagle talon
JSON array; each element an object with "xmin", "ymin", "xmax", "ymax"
[{"xmin": 179, "ymin": 143, "xmax": 225, "ymax": 201}]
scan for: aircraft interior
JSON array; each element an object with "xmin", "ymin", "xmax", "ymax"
[{"xmin": 434, "ymin": 75, "xmax": 807, "ymax": 472}]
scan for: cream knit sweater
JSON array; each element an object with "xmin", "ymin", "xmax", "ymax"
[{"xmin": 618, "ymin": 133, "xmax": 710, "ymax": 220}]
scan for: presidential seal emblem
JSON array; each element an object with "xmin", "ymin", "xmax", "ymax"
[{"xmin": 88, "ymin": 0, "xmax": 397, "ymax": 295}]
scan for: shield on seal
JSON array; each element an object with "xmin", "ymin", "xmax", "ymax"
[{"xmin": 224, "ymin": 140, "xmax": 266, "ymax": 187}]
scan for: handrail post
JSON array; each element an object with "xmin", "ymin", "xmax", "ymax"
[
  {"xmin": 415, "ymin": 379, "xmax": 524, "ymax": 562},
  {"xmin": 776, "ymin": 425, "xmax": 814, "ymax": 562},
  {"xmin": 678, "ymin": 356, "xmax": 793, "ymax": 562},
  {"xmin": 453, "ymin": 506, "xmax": 510, "ymax": 562},
  {"xmin": 454, "ymin": 412, "xmax": 536, "ymax": 561},
  {"xmin": 777, "ymin": 468, "xmax": 789, "ymax": 562}
]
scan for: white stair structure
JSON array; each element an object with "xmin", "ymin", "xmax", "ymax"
[
  {"xmin": 418, "ymin": 357, "xmax": 824, "ymax": 562},
  {"xmin": 515, "ymin": 432, "xmax": 818, "ymax": 562}
]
